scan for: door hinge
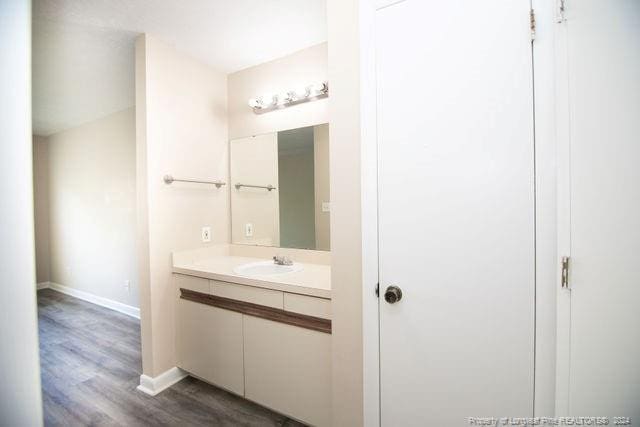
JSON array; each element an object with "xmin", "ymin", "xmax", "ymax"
[
  {"xmin": 530, "ymin": 8, "xmax": 536, "ymax": 41},
  {"xmin": 561, "ymin": 256, "xmax": 571, "ymax": 289},
  {"xmin": 556, "ymin": 0, "xmax": 567, "ymax": 23},
  {"xmin": 375, "ymin": 283, "xmax": 380, "ymax": 297}
]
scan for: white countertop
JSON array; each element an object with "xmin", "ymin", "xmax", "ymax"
[{"xmin": 173, "ymin": 246, "xmax": 331, "ymax": 299}]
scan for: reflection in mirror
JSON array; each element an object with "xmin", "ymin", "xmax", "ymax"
[{"xmin": 230, "ymin": 124, "xmax": 330, "ymax": 250}]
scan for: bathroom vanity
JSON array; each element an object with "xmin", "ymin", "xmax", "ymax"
[
  {"xmin": 172, "ymin": 245, "xmax": 331, "ymax": 426},
  {"xmin": 171, "ymin": 123, "xmax": 332, "ymax": 425}
]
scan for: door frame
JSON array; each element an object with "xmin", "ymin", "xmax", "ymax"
[
  {"xmin": 553, "ymin": 1, "xmax": 572, "ymax": 415},
  {"xmin": 532, "ymin": 0, "xmax": 569, "ymax": 417}
]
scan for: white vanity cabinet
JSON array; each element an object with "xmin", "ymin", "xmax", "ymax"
[{"xmin": 174, "ymin": 273, "xmax": 332, "ymax": 426}]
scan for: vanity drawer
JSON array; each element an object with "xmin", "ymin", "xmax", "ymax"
[
  {"xmin": 175, "ymin": 274, "xmax": 209, "ymax": 294},
  {"xmin": 283, "ymin": 293, "xmax": 331, "ymax": 320},
  {"xmin": 210, "ymin": 280, "xmax": 284, "ymax": 309}
]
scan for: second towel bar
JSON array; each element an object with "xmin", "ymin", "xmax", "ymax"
[
  {"xmin": 164, "ymin": 175, "xmax": 226, "ymax": 188},
  {"xmin": 234, "ymin": 183, "xmax": 276, "ymax": 191}
]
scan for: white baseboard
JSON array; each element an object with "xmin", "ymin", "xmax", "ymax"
[
  {"xmin": 47, "ymin": 282, "xmax": 140, "ymax": 319},
  {"xmin": 137, "ymin": 367, "xmax": 187, "ymax": 396},
  {"xmin": 37, "ymin": 281, "xmax": 50, "ymax": 290}
]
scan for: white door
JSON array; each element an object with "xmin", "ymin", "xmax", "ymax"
[
  {"xmin": 377, "ymin": 1, "xmax": 536, "ymax": 425},
  {"xmin": 559, "ymin": 0, "xmax": 640, "ymax": 419}
]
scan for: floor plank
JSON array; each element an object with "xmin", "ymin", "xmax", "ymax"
[{"xmin": 38, "ymin": 289, "xmax": 307, "ymax": 426}]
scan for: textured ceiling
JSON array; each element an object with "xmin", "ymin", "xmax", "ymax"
[{"xmin": 32, "ymin": 0, "xmax": 327, "ymax": 136}]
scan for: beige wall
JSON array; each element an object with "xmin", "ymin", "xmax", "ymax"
[
  {"xmin": 314, "ymin": 123, "xmax": 330, "ymax": 251},
  {"xmin": 33, "ymin": 135, "xmax": 50, "ymax": 283},
  {"xmin": 228, "ymin": 43, "xmax": 328, "ymax": 139},
  {"xmin": 45, "ymin": 108, "xmax": 138, "ymax": 308},
  {"xmin": 136, "ymin": 34, "xmax": 229, "ymax": 377},
  {"xmin": 327, "ymin": 1, "xmax": 364, "ymax": 419},
  {"xmin": 1, "ymin": 0, "xmax": 44, "ymax": 423},
  {"xmin": 327, "ymin": 1, "xmax": 362, "ymax": 423}
]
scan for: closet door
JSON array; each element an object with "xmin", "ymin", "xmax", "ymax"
[
  {"xmin": 376, "ymin": 1, "xmax": 535, "ymax": 425},
  {"xmin": 558, "ymin": 0, "xmax": 640, "ymax": 419}
]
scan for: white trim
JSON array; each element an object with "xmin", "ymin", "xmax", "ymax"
[
  {"xmin": 37, "ymin": 282, "xmax": 50, "ymax": 290},
  {"xmin": 532, "ymin": 0, "xmax": 561, "ymax": 416},
  {"xmin": 362, "ymin": 1, "xmax": 380, "ymax": 426},
  {"xmin": 136, "ymin": 367, "xmax": 187, "ymax": 396},
  {"xmin": 47, "ymin": 282, "xmax": 140, "ymax": 319},
  {"xmin": 553, "ymin": 4, "xmax": 572, "ymax": 416}
]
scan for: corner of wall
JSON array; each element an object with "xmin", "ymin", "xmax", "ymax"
[
  {"xmin": 32, "ymin": 134, "xmax": 51, "ymax": 285},
  {"xmin": 327, "ymin": 0, "xmax": 366, "ymax": 425},
  {"xmin": 135, "ymin": 32, "xmax": 156, "ymax": 377}
]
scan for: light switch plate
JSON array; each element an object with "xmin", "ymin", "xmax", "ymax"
[
  {"xmin": 245, "ymin": 223, "xmax": 254, "ymax": 237},
  {"xmin": 201, "ymin": 226, "xmax": 211, "ymax": 242},
  {"xmin": 322, "ymin": 202, "xmax": 331, "ymax": 213}
]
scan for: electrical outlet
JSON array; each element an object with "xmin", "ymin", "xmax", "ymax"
[
  {"xmin": 202, "ymin": 226, "xmax": 211, "ymax": 242},
  {"xmin": 245, "ymin": 223, "xmax": 254, "ymax": 237},
  {"xmin": 322, "ymin": 202, "xmax": 331, "ymax": 213},
  {"xmin": 124, "ymin": 280, "xmax": 130, "ymax": 293}
]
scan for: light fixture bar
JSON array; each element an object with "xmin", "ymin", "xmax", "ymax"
[{"xmin": 248, "ymin": 81, "xmax": 328, "ymax": 114}]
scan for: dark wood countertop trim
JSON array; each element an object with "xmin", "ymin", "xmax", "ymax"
[{"xmin": 180, "ymin": 288, "xmax": 332, "ymax": 334}]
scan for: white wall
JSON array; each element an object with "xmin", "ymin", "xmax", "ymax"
[
  {"xmin": 136, "ymin": 34, "xmax": 229, "ymax": 377},
  {"xmin": 33, "ymin": 135, "xmax": 51, "ymax": 283},
  {"xmin": 44, "ymin": 108, "xmax": 139, "ymax": 308},
  {"xmin": 228, "ymin": 43, "xmax": 328, "ymax": 139},
  {"xmin": 0, "ymin": 0, "xmax": 44, "ymax": 424}
]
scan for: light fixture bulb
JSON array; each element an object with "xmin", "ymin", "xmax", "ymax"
[
  {"xmin": 294, "ymin": 86, "xmax": 310, "ymax": 99},
  {"xmin": 260, "ymin": 94, "xmax": 276, "ymax": 107},
  {"xmin": 309, "ymin": 82, "xmax": 327, "ymax": 96},
  {"xmin": 285, "ymin": 91, "xmax": 297, "ymax": 102},
  {"xmin": 277, "ymin": 92, "xmax": 292, "ymax": 105}
]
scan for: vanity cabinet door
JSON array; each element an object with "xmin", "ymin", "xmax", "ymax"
[
  {"xmin": 176, "ymin": 299, "xmax": 244, "ymax": 395},
  {"xmin": 243, "ymin": 316, "xmax": 331, "ymax": 427}
]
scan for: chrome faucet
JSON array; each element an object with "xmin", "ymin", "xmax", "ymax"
[{"xmin": 273, "ymin": 255, "xmax": 293, "ymax": 266}]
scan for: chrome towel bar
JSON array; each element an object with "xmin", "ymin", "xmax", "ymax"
[
  {"xmin": 234, "ymin": 183, "xmax": 276, "ymax": 191},
  {"xmin": 163, "ymin": 175, "xmax": 226, "ymax": 189}
]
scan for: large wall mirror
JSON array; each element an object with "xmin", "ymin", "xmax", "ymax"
[{"xmin": 230, "ymin": 124, "xmax": 330, "ymax": 251}]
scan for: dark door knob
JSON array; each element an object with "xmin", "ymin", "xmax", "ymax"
[{"xmin": 384, "ymin": 286, "xmax": 403, "ymax": 304}]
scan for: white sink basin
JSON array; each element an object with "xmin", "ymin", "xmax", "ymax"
[{"xmin": 233, "ymin": 261, "xmax": 303, "ymax": 277}]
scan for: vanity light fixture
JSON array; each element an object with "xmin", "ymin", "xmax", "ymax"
[{"xmin": 248, "ymin": 81, "xmax": 328, "ymax": 114}]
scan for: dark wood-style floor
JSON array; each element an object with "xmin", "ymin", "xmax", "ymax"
[{"xmin": 38, "ymin": 289, "xmax": 306, "ymax": 426}]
